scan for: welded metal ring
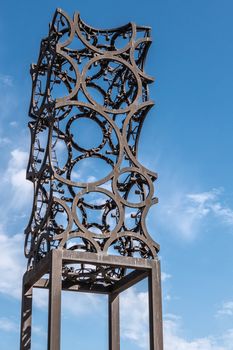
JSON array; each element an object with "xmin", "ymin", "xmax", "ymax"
[
  {"xmin": 32, "ymin": 180, "xmax": 52, "ymax": 231},
  {"xmin": 51, "ymin": 197, "xmax": 73, "ymax": 240},
  {"xmin": 24, "ymin": 231, "xmax": 35, "ymax": 258},
  {"xmin": 75, "ymin": 15, "xmax": 136, "ymax": 55},
  {"xmin": 60, "ymin": 231, "xmax": 100, "ymax": 253},
  {"xmin": 65, "ymin": 113, "xmax": 107, "ymax": 153},
  {"xmin": 51, "ymin": 8, "xmax": 76, "ymax": 48},
  {"xmin": 112, "ymin": 166, "xmax": 154, "ymax": 208},
  {"xmin": 72, "ymin": 187, "xmax": 124, "ymax": 238},
  {"xmin": 81, "ymin": 55, "xmax": 142, "ymax": 114},
  {"xmin": 104, "ymin": 231, "xmax": 157, "ymax": 258},
  {"xmin": 51, "ymin": 102, "xmax": 124, "ymax": 188}
]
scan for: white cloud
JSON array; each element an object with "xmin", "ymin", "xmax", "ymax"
[
  {"xmin": 87, "ymin": 175, "xmax": 97, "ymax": 182},
  {"xmin": 100, "ymin": 181, "xmax": 112, "ymax": 191},
  {"xmin": 0, "ymin": 76, "xmax": 18, "ymax": 129},
  {"xmin": 0, "ymin": 149, "xmax": 32, "ymax": 300},
  {"xmin": 71, "ymin": 170, "xmax": 81, "ymax": 180},
  {"xmin": 3, "ymin": 148, "xmax": 32, "ymax": 210},
  {"xmin": 187, "ymin": 188, "xmax": 233, "ymax": 226},
  {"xmin": 9, "ymin": 121, "xmax": 18, "ymax": 127},
  {"xmin": 157, "ymin": 188, "xmax": 233, "ymax": 239},
  {"xmin": 164, "ymin": 294, "xmax": 171, "ymax": 301},
  {"xmin": 0, "ymin": 317, "xmax": 18, "ymax": 332},
  {"xmin": 62, "ymin": 292, "xmax": 102, "ymax": 316},
  {"xmin": 33, "ymin": 287, "xmax": 103, "ymax": 317},
  {"xmin": 210, "ymin": 203, "xmax": 233, "ymax": 225},
  {"xmin": 121, "ymin": 288, "xmax": 233, "ymax": 350},
  {"xmin": 7, "ymin": 148, "xmax": 28, "ymax": 171},
  {"xmin": 216, "ymin": 301, "xmax": 233, "ymax": 317},
  {"xmin": 0, "ymin": 74, "xmax": 13, "ymax": 87},
  {"xmin": 32, "ymin": 289, "xmax": 48, "ymax": 309},
  {"xmin": 163, "ymin": 314, "xmax": 226, "ymax": 350},
  {"xmin": 222, "ymin": 329, "xmax": 233, "ymax": 349},
  {"xmin": 0, "ymin": 136, "xmax": 11, "ymax": 145},
  {"xmin": 0, "ymin": 228, "xmax": 24, "ymax": 299},
  {"xmin": 161, "ymin": 272, "xmax": 172, "ymax": 282},
  {"xmin": 121, "ymin": 288, "xmax": 149, "ymax": 348}
]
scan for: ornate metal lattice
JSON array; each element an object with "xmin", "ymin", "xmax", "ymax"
[{"xmin": 25, "ymin": 8, "xmax": 159, "ymax": 288}]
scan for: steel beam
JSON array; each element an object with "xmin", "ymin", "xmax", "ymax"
[
  {"xmin": 62, "ymin": 250, "xmax": 154, "ymax": 270},
  {"xmin": 34, "ymin": 277, "xmax": 111, "ymax": 295},
  {"xmin": 110, "ymin": 269, "xmax": 148, "ymax": 295},
  {"xmin": 109, "ymin": 292, "xmax": 120, "ymax": 350},
  {"xmin": 148, "ymin": 260, "xmax": 163, "ymax": 350},
  {"xmin": 23, "ymin": 252, "xmax": 51, "ymax": 290},
  {"xmin": 20, "ymin": 286, "xmax": 33, "ymax": 350},
  {"xmin": 48, "ymin": 250, "xmax": 62, "ymax": 350}
]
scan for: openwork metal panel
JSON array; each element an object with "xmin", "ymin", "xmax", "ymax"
[
  {"xmin": 20, "ymin": 9, "xmax": 163, "ymax": 350},
  {"xmin": 25, "ymin": 8, "xmax": 159, "ymax": 287}
]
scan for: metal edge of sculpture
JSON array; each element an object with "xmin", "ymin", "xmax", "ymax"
[{"xmin": 24, "ymin": 8, "xmax": 160, "ymax": 288}]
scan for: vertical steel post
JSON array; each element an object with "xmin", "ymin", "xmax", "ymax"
[
  {"xmin": 20, "ymin": 285, "xmax": 33, "ymax": 350},
  {"xmin": 48, "ymin": 250, "xmax": 62, "ymax": 350},
  {"xmin": 109, "ymin": 292, "xmax": 120, "ymax": 350},
  {"xmin": 148, "ymin": 260, "xmax": 163, "ymax": 350}
]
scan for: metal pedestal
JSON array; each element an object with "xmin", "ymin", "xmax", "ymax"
[{"xmin": 20, "ymin": 250, "xmax": 163, "ymax": 350}]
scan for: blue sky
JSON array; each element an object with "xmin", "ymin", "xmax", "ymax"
[{"xmin": 0, "ymin": 0, "xmax": 233, "ymax": 349}]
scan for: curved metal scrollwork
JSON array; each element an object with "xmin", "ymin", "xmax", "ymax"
[{"xmin": 25, "ymin": 9, "xmax": 159, "ymax": 287}]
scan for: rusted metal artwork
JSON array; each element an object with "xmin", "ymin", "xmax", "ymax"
[{"xmin": 20, "ymin": 8, "xmax": 163, "ymax": 350}]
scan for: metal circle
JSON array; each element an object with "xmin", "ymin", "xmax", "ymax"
[
  {"xmin": 76, "ymin": 16, "xmax": 136, "ymax": 55},
  {"xmin": 51, "ymin": 102, "xmax": 124, "ymax": 188},
  {"xmin": 81, "ymin": 56, "xmax": 142, "ymax": 114},
  {"xmin": 112, "ymin": 167, "xmax": 154, "ymax": 208},
  {"xmin": 104, "ymin": 231, "xmax": 157, "ymax": 259},
  {"xmin": 72, "ymin": 188, "xmax": 123, "ymax": 238},
  {"xmin": 66, "ymin": 115, "xmax": 105, "ymax": 152}
]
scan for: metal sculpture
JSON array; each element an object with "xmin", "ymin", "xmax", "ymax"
[{"xmin": 20, "ymin": 8, "xmax": 163, "ymax": 350}]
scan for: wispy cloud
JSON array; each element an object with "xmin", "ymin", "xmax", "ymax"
[
  {"xmin": 216, "ymin": 301, "xmax": 233, "ymax": 317},
  {"xmin": 157, "ymin": 188, "xmax": 233, "ymax": 239},
  {"xmin": 9, "ymin": 121, "xmax": 18, "ymax": 127},
  {"xmin": 0, "ymin": 74, "xmax": 13, "ymax": 87},
  {"xmin": 0, "ymin": 316, "xmax": 46, "ymax": 341},
  {"xmin": 0, "ymin": 147, "xmax": 33, "ymax": 300},
  {"xmin": 33, "ymin": 287, "xmax": 103, "ymax": 316},
  {"xmin": 0, "ymin": 317, "xmax": 18, "ymax": 332},
  {"xmin": 0, "ymin": 146, "xmax": 32, "ymax": 302},
  {"xmin": 121, "ymin": 288, "xmax": 149, "ymax": 348},
  {"xmin": 62, "ymin": 292, "xmax": 103, "ymax": 315},
  {"xmin": 120, "ymin": 288, "xmax": 233, "ymax": 350},
  {"xmin": 2, "ymin": 148, "xmax": 32, "ymax": 212},
  {"xmin": 0, "ymin": 74, "xmax": 18, "ymax": 130},
  {"xmin": 163, "ymin": 313, "xmax": 227, "ymax": 350},
  {"xmin": 187, "ymin": 189, "xmax": 233, "ymax": 225},
  {"xmin": 0, "ymin": 228, "xmax": 24, "ymax": 299},
  {"xmin": 0, "ymin": 136, "xmax": 11, "ymax": 145},
  {"xmin": 161, "ymin": 272, "xmax": 172, "ymax": 282}
]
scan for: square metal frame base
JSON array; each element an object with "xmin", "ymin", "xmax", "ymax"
[{"xmin": 20, "ymin": 250, "xmax": 163, "ymax": 350}]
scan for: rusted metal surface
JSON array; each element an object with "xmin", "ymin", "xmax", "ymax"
[
  {"xmin": 25, "ymin": 8, "xmax": 159, "ymax": 286},
  {"xmin": 21, "ymin": 250, "xmax": 163, "ymax": 350},
  {"xmin": 20, "ymin": 8, "xmax": 163, "ymax": 350}
]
